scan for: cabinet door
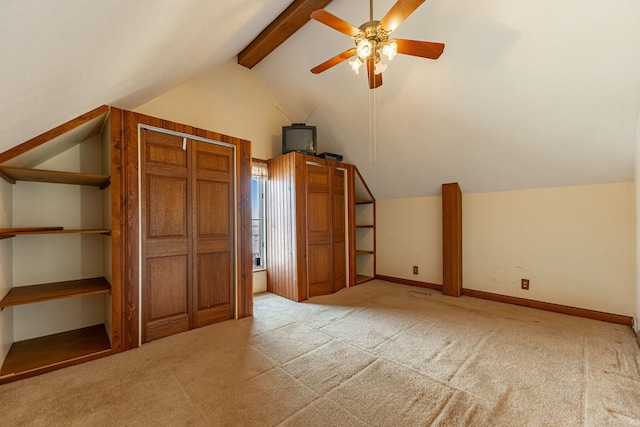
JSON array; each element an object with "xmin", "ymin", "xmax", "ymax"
[
  {"xmin": 332, "ymin": 168, "xmax": 346, "ymax": 292},
  {"xmin": 191, "ymin": 141, "xmax": 235, "ymax": 327},
  {"xmin": 141, "ymin": 130, "xmax": 190, "ymax": 342},
  {"xmin": 306, "ymin": 164, "xmax": 333, "ymax": 297}
]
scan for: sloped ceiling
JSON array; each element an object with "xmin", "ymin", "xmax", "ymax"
[
  {"xmin": 0, "ymin": 0, "xmax": 291, "ymax": 155},
  {"xmin": 1, "ymin": 1, "xmax": 639, "ymax": 199},
  {"xmin": 256, "ymin": 0, "xmax": 640, "ymax": 198}
]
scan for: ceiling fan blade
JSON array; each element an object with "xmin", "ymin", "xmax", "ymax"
[
  {"xmin": 395, "ymin": 39, "xmax": 444, "ymax": 59},
  {"xmin": 311, "ymin": 48, "xmax": 357, "ymax": 74},
  {"xmin": 366, "ymin": 57, "xmax": 383, "ymax": 89},
  {"xmin": 379, "ymin": 0, "xmax": 426, "ymax": 32},
  {"xmin": 310, "ymin": 10, "xmax": 361, "ymax": 37}
]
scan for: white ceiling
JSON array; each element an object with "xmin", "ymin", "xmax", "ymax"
[
  {"xmin": 0, "ymin": 0, "xmax": 291, "ymax": 155},
  {"xmin": 1, "ymin": 0, "xmax": 639, "ymax": 199}
]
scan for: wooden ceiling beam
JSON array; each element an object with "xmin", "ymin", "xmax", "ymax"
[{"xmin": 238, "ymin": 0, "xmax": 334, "ymax": 69}]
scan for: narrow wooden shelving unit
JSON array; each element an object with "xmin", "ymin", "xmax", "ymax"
[
  {"xmin": 351, "ymin": 168, "xmax": 376, "ymax": 286},
  {"xmin": 0, "ymin": 277, "xmax": 110, "ymax": 310}
]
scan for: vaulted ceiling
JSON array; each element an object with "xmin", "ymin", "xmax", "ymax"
[{"xmin": 2, "ymin": 0, "xmax": 639, "ymax": 198}]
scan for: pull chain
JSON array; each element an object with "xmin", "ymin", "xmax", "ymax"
[
  {"xmin": 369, "ymin": 86, "xmax": 377, "ymax": 162},
  {"xmin": 369, "ymin": 0, "xmax": 376, "ymax": 162}
]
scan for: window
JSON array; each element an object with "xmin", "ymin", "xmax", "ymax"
[{"xmin": 251, "ymin": 162, "xmax": 267, "ymax": 271}]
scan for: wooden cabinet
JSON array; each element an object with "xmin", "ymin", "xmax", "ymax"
[
  {"xmin": 140, "ymin": 128, "xmax": 235, "ymax": 343},
  {"xmin": 120, "ymin": 110, "xmax": 253, "ymax": 350},
  {"xmin": 266, "ymin": 152, "xmax": 348, "ymax": 302},
  {"xmin": 0, "ymin": 106, "xmax": 122, "ymax": 383}
]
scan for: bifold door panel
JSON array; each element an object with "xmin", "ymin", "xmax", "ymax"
[{"xmin": 141, "ymin": 129, "xmax": 234, "ymax": 343}]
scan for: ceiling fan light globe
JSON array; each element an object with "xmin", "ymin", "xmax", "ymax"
[
  {"xmin": 349, "ymin": 57, "xmax": 363, "ymax": 74},
  {"xmin": 382, "ymin": 40, "xmax": 398, "ymax": 61},
  {"xmin": 374, "ymin": 62, "xmax": 387, "ymax": 75},
  {"xmin": 356, "ymin": 39, "xmax": 373, "ymax": 59}
]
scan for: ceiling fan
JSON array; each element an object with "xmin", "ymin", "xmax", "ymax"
[{"xmin": 310, "ymin": 0, "xmax": 444, "ymax": 89}]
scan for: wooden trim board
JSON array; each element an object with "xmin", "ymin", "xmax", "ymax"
[
  {"xmin": 376, "ymin": 275, "xmax": 632, "ymax": 326},
  {"xmin": 462, "ymin": 288, "xmax": 633, "ymax": 326}
]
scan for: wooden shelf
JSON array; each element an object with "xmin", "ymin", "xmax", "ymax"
[
  {"xmin": 0, "ymin": 277, "xmax": 110, "ymax": 310},
  {"xmin": 356, "ymin": 224, "xmax": 374, "ymax": 228},
  {"xmin": 0, "ymin": 325, "xmax": 111, "ymax": 380},
  {"xmin": 355, "ymin": 275, "xmax": 374, "ymax": 284},
  {"xmin": 0, "ymin": 166, "xmax": 110, "ymax": 189},
  {"xmin": 0, "ymin": 228, "xmax": 111, "ymax": 238},
  {"xmin": 356, "ymin": 249, "xmax": 374, "ymax": 255},
  {"xmin": 355, "ymin": 199, "xmax": 373, "ymax": 204}
]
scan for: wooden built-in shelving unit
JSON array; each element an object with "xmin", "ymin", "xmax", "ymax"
[
  {"xmin": 0, "ymin": 105, "xmax": 117, "ymax": 384},
  {"xmin": 351, "ymin": 168, "xmax": 376, "ymax": 285}
]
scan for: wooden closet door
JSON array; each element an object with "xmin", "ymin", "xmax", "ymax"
[
  {"xmin": 332, "ymin": 168, "xmax": 346, "ymax": 292},
  {"xmin": 306, "ymin": 164, "xmax": 333, "ymax": 297},
  {"xmin": 141, "ymin": 130, "xmax": 191, "ymax": 342},
  {"xmin": 191, "ymin": 141, "xmax": 235, "ymax": 327}
]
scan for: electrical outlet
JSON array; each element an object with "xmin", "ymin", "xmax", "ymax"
[
  {"xmin": 413, "ymin": 266, "xmax": 418, "ymax": 275},
  {"xmin": 521, "ymin": 278, "xmax": 530, "ymax": 290}
]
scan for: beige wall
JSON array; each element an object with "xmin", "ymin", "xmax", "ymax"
[
  {"xmin": 377, "ymin": 182, "xmax": 635, "ymax": 316},
  {"xmin": 0, "ymin": 129, "xmax": 114, "ymax": 364},
  {"xmin": 254, "ymin": 270, "xmax": 267, "ymax": 293},
  {"xmin": 11, "ymin": 138, "xmax": 108, "ymax": 341},
  {"xmin": 0, "ymin": 178, "xmax": 13, "ymax": 364},
  {"xmin": 635, "ymin": 114, "xmax": 640, "ymax": 332},
  {"xmin": 133, "ymin": 59, "xmax": 637, "ymax": 313},
  {"xmin": 464, "ymin": 183, "xmax": 634, "ymax": 315},
  {"xmin": 134, "ymin": 58, "xmax": 284, "ymax": 293},
  {"xmin": 377, "ymin": 196, "xmax": 443, "ymax": 285},
  {"xmin": 134, "ymin": 58, "xmax": 284, "ymax": 160}
]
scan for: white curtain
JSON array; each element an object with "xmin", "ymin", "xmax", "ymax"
[{"xmin": 252, "ymin": 161, "xmax": 268, "ymax": 178}]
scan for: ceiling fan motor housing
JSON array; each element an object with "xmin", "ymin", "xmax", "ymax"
[{"xmin": 355, "ymin": 20, "xmax": 390, "ymax": 62}]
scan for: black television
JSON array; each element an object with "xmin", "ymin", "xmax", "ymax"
[{"xmin": 282, "ymin": 124, "xmax": 317, "ymax": 155}]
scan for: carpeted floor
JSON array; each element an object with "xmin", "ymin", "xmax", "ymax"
[{"xmin": 1, "ymin": 280, "xmax": 639, "ymax": 426}]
